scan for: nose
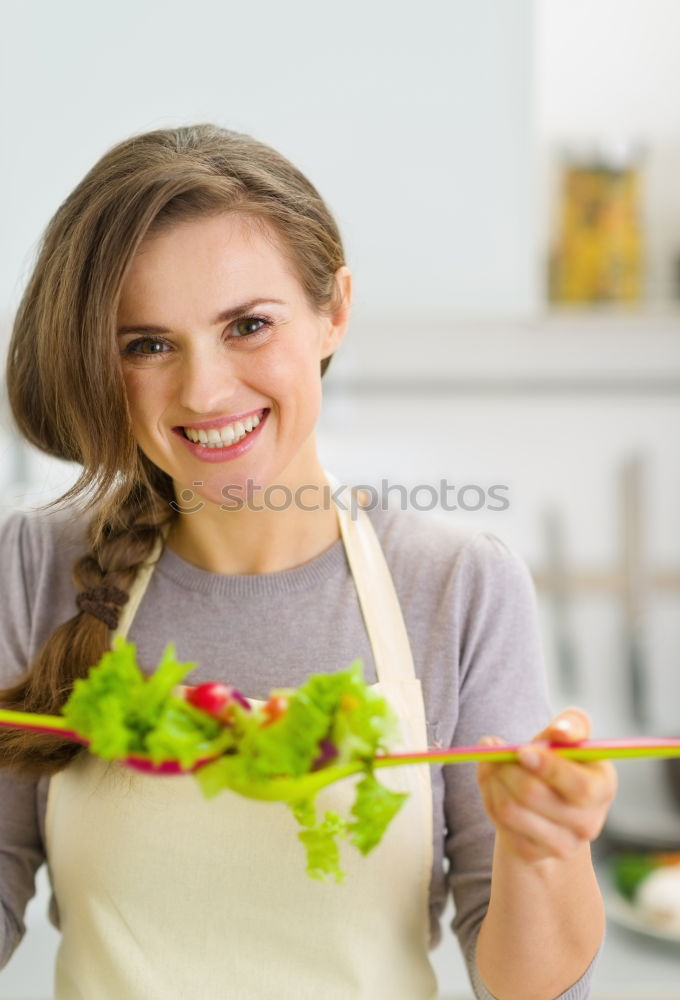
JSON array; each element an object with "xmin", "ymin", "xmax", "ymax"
[{"xmin": 176, "ymin": 347, "xmax": 240, "ymax": 415}]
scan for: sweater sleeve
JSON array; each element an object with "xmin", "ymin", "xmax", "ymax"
[
  {"xmin": 0, "ymin": 510, "xmax": 48, "ymax": 968},
  {"xmin": 442, "ymin": 532, "xmax": 598, "ymax": 1000}
]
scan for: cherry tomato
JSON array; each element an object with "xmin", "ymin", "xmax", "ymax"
[
  {"xmin": 186, "ymin": 683, "xmax": 250, "ymax": 722},
  {"xmin": 261, "ymin": 695, "xmax": 289, "ymax": 726}
]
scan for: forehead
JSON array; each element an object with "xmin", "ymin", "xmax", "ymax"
[{"xmin": 118, "ymin": 212, "xmax": 301, "ymax": 320}]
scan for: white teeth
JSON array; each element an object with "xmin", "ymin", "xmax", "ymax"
[{"xmin": 183, "ymin": 410, "xmax": 265, "ymax": 448}]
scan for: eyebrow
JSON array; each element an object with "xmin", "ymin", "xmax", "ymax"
[{"xmin": 116, "ymin": 298, "xmax": 287, "ymax": 336}]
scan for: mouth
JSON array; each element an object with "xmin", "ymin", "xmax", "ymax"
[{"xmin": 179, "ymin": 409, "xmax": 269, "ymax": 449}]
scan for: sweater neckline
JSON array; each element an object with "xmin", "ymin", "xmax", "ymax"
[{"xmin": 155, "ymin": 534, "xmax": 349, "ymax": 598}]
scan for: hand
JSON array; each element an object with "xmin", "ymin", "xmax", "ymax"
[{"xmin": 476, "ymin": 709, "xmax": 618, "ymax": 865}]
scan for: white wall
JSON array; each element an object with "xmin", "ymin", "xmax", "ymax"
[{"xmin": 0, "ymin": 0, "xmax": 536, "ymax": 325}]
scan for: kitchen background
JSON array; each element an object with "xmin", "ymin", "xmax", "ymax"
[{"xmin": 1, "ymin": 1, "xmax": 679, "ymax": 998}]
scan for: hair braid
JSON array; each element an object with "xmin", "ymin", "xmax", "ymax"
[{"xmin": 0, "ymin": 470, "xmax": 175, "ymax": 776}]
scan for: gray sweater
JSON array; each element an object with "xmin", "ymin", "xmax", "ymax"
[{"xmin": 0, "ymin": 501, "xmax": 596, "ymax": 999}]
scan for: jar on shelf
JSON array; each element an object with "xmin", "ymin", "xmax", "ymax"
[{"xmin": 549, "ymin": 140, "xmax": 645, "ymax": 305}]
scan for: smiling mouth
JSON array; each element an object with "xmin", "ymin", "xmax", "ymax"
[{"xmin": 181, "ymin": 409, "xmax": 268, "ymax": 448}]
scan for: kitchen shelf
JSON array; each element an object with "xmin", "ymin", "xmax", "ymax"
[{"xmin": 326, "ymin": 309, "xmax": 680, "ymax": 396}]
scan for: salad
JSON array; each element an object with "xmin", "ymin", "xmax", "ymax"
[{"xmin": 62, "ymin": 638, "xmax": 407, "ymax": 882}]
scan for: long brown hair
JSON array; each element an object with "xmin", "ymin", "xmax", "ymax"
[{"xmin": 1, "ymin": 123, "xmax": 347, "ymax": 775}]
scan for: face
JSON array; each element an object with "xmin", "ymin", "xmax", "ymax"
[{"xmin": 116, "ymin": 212, "xmax": 351, "ymax": 507}]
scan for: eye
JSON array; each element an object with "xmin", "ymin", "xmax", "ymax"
[
  {"xmin": 122, "ymin": 337, "xmax": 170, "ymax": 358},
  {"xmin": 231, "ymin": 315, "xmax": 271, "ymax": 339}
]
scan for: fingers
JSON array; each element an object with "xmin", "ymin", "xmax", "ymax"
[
  {"xmin": 520, "ymin": 707, "xmax": 614, "ymax": 808},
  {"xmin": 479, "ymin": 750, "xmax": 607, "ymax": 839},
  {"xmin": 516, "ymin": 743, "xmax": 617, "ymax": 811},
  {"xmin": 494, "ymin": 752, "xmax": 616, "ymax": 840},
  {"xmin": 477, "ymin": 735, "xmax": 514, "ymax": 787},
  {"xmin": 478, "ymin": 721, "xmax": 611, "ymax": 813},
  {"xmin": 476, "ymin": 716, "xmax": 619, "ymax": 863},
  {"xmin": 479, "ymin": 767, "xmax": 584, "ymax": 862}
]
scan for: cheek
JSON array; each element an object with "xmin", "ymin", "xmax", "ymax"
[
  {"xmin": 281, "ymin": 359, "xmax": 323, "ymax": 425},
  {"xmin": 122, "ymin": 377, "xmax": 144, "ymax": 423},
  {"xmin": 252, "ymin": 355, "xmax": 318, "ymax": 420},
  {"xmin": 272, "ymin": 340, "xmax": 324, "ymax": 394},
  {"xmin": 122, "ymin": 372, "xmax": 161, "ymax": 437}
]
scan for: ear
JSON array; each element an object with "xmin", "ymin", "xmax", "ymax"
[{"xmin": 320, "ymin": 266, "xmax": 352, "ymax": 359}]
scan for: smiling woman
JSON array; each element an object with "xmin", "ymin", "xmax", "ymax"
[{"xmin": 0, "ymin": 123, "xmax": 613, "ymax": 1000}]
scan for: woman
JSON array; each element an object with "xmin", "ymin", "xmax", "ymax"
[{"xmin": 0, "ymin": 124, "xmax": 615, "ymax": 999}]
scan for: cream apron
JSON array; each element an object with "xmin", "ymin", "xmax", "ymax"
[{"xmin": 46, "ymin": 477, "xmax": 439, "ymax": 999}]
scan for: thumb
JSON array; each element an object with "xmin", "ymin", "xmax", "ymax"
[{"xmin": 535, "ymin": 707, "xmax": 591, "ymax": 745}]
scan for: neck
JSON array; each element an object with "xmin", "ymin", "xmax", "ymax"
[{"xmin": 166, "ymin": 463, "xmax": 340, "ymax": 575}]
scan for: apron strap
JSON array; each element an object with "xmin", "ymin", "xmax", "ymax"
[
  {"xmin": 324, "ymin": 471, "xmax": 416, "ymax": 687},
  {"xmin": 112, "ymin": 535, "xmax": 165, "ymax": 643}
]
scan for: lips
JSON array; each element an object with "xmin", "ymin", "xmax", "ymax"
[
  {"xmin": 179, "ymin": 407, "xmax": 269, "ymax": 434},
  {"xmin": 172, "ymin": 408, "xmax": 270, "ymax": 463}
]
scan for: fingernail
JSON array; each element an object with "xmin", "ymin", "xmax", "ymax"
[{"xmin": 553, "ymin": 719, "xmax": 572, "ymax": 735}]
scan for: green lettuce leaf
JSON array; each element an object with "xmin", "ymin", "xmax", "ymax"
[
  {"xmin": 346, "ymin": 772, "xmax": 408, "ymax": 854},
  {"xmin": 62, "ymin": 637, "xmax": 226, "ymax": 765},
  {"xmin": 297, "ymin": 809, "xmax": 347, "ymax": 883}
]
